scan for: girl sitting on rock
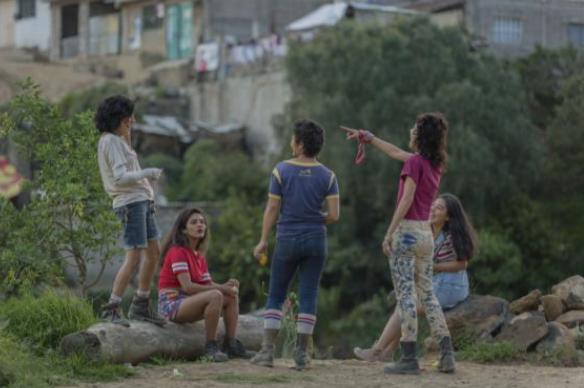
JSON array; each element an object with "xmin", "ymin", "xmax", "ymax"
[
  {"xmin": 158, "ymin": 207, "xmax": 253, "ymax": 362},
  {"xmin": 353, "ymin": 193, "xmax": 477, "ymax": 362}
]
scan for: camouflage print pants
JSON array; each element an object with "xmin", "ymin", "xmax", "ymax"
[{"xmin": 389, "ymin": 220, "xmax": 451, "ymax": 343}]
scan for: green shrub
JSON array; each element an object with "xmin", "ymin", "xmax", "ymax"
[
  {"xmin": 459, "ymin": 341, "xmax": 524, "ymax": 363},
  {"xmin": 0, "ymin": 289, "xmax": 97, "ymax": 350}
]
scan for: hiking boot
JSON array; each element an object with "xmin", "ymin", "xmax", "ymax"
[
  {"xmin": 383, "ymin": 342, "xmax": 420, "ymax": 375},
  {"xmin": 354, "ymin": 345, "xmax": 391, "ymax": 362},
  {"xmin": 128, "ymin": 295, "xmax": 166, "ymax": 327},
  {"xmin": 251, "ymin": 329, "xmax": 278, "ymax": 368},
  {"xmin": 438, "ymin": 336, "xmax": 456, "ymax": 373},
  {"xmin": 100, "ymin": 301, "xmax": 130, "ymax": 327},
  {"xmin": 293, "ymin": 334, "xmax": 312, "ymax": 371},
  {"xmin": 223, "ymin": 338, "xmax": 255, "ymax": 359},
  {"xmin": 205, "ymin": 340, "xmax": 228, "ymax": 362}
]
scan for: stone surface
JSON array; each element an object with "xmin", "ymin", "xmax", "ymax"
[
  {"xmin": 565, "ymin": 292, "xmax": 584, "ymax": 310},
  {"xmin": 536, "ymin": 322, "xmax": 576, "ymax": 354},
  {"xmin": 555, "ymin": 310, "xmax": 584, "ymax": 328},
  {"xmin": 541, "ymin": 294, "xmax": 565, "ymax": 322},
  {"xmin": 444, "ymin": 294, "xmax": 509, "ymax": 347},
  {"xmin": 496, "ymin": 311, "xmax": 549, "ymax": 351},
  {"xmin": 551, "ymin": 275, "xmax": 584, "ymax": 305},
  {"xmin": 509, "ymin": 289, "xmax": 542, "ymax": 314}
]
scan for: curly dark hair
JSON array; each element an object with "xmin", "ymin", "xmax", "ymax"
[
  {"xmin": 415, "ymin": 112, "xmax": 448, "ymax": 169},
  {"xmin": 293, "ymin": 119, "xmax": 325, "ymax": 157},
  {"xmin": 440, "ymin": 193, "xmax": 478, "ymax": 261},
  {"xmin": 94, "ymin": 95, "xmax": 134, "ymax": 133}
]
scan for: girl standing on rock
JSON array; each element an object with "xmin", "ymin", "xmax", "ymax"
[
  {"xmin": 354, "ymin": 193, "xmax": 477, "ymax": 362},
  {"xmin": 342, "ymin": 113, "xmax": 456, "ymax": 375}
]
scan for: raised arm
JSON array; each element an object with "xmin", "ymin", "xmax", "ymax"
[{"xmin": 341, "ymin": 126, "xmax": 412, "ymax": 162}]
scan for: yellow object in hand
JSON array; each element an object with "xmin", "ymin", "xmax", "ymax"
[{"xmin": 259, "ymin": 253, "xmax": 269, "ymax": 266}]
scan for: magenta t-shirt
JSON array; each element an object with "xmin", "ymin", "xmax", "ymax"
[{"xmin": 396, "ymin": 154, "xmax": 442, "ymax": 220}]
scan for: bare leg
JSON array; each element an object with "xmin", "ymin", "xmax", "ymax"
[
  {"xmin": 111, "ymin": 249, "xmax": 142, "ymax": 297},
  {"xmin": 223, "ymin": 294, "xmax": 239, "ymax": 339},
  {"xmin": 375, "ymin": 309, "xmax": 401, "ymax": 355},
  {"xmin": 175, "ymin": 290, "xmax": 224, "ymax": 342},
  {"xmin": 137, "ymin": 240, "xmax": 160, "ymax": 291}
]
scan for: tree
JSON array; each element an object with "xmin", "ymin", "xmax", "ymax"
[
  {"xmin": 0, "ymin": 80, "xmax": 120, "ymax": 295},
  {"xmin": 280, "ymin": 18, "xmax": 542, "ymax": 308}
]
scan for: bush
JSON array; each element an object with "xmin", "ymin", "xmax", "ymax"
[
  {"xmin": 0, "ymin": 289, "xmax": 97, "ymax": 351},
  {"xmin": 459, "ymin": 341, "xmax": 524, "ymax": 363},
  {"xmin": 1, "ymin": 81, "xmax": 120, "ymax": 295},
  {"xmin": 470, "ymin": 229, "xmax": 523, "ymax": 300},
  {"xmin": 209, "ymin": 194, "xmax": 270, "ymax": 311}
]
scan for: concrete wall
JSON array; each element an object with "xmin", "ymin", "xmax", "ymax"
[
  {"xmin": 0, "ymin": 0, "xmax": 16, "ymax": 47},
  {"xmin": 468, "ymin": 0, "xmax": 584, "ymax": 58},
  {"xmin": 188, "ymin": 70, "xmax": 290, "ymax": 158},
  {"xmin": 208, "ymin": 0, "xmax": 329, "ymax": 38},
  {"xmin": 15, "ymin": 0, "xmax": 51, "ymax": 51}
]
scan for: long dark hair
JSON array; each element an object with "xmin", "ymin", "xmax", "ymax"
[
  {"xmin": 440, "ymin": 193, "xmax": 477, "ymax": 261},
  {"xmin": 415, "ymin": 112, "xmax": 448, "ymax": 169},
  {"xmin": 161, "ymin": 208, "xmax": 210, "ymax": 265}
]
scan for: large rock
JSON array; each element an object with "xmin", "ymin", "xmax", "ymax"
[
  {"xmin": 509, "ymin": 289, "xmax": 541, "ymax": 314},
  {"xmin": 555, "ymin": 310, "xmax": 584, "ymax": 328},
  {"xmin": 536, "ymin": 322, "xmax": 576, "ymax": 354},
  {"xmin": 541, "ymin": 294, "xmax": 565, "ymax": 322},
  {"xmin": 496, "ymin": 311, "xmax": 548, "ymax": 351},
  {"xmin": 565, "ymin": 293, "xmax": 584, "ymax": 310},
  {"xmin": 552, "ymin": 275, "xmax": 584, "ymax": 306},
  {"xmin": 444, "ymin": 294, "xmax": 508, "ymax": 347}
]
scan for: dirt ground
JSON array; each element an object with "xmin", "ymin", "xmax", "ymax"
[{"xmin": 70, "ymin": 358, "xmax": 584, "ymax": 388}]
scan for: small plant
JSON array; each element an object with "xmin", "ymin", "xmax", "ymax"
[
  {"xmin": 574, "ymin": 325, "xmax": 584, "ymax": 351},
  {"xmin": 459, "ymin": 341, "xmax": 524, "ymax": 363},
  {"xmin": 277, "ymin": 292, "xmax": 299, "ymax": 359},
  {"xmin": 0, "ymin": 289, "xmax": 97, "ymax": 351}
]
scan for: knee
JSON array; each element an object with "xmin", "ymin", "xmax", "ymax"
[{"xmin": 208, "ymin": 290, "xmax": 224, "ymax": 306}]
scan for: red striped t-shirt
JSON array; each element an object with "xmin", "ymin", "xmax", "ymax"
[{"xmin": 159, "ymin": 246, "xmax": 213, "ymax": 289}]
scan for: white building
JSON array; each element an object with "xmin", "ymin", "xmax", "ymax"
[{"xmin": 14, "ymin": 0, "xmax": 52, "ymax": 51}]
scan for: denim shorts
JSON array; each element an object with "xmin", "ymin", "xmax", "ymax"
[
  {"xmin": 158, "ymin": 289, "xmax": 187, "ymax": 321},
  {"xmin": 114, "ymin": 200, "xmax": 160, "ymax": 250},
  {"xmin": 432, "ymin": 270, "xmax": 469, "ymax": 310}
]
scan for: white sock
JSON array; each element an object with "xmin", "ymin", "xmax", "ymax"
[
  {"xmin": 109, "ymin": 294, "xmax": 122, "ymax": 304},
  {"xmin": 136, "ymin": 289, "xmax": 150, "ymax": 298}
]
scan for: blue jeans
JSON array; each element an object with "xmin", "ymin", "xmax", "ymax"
[
  {"xmin": 432, "ymin": 270, "xmax": 469, "ymax": 310},
  {"xmin": 266, "ymin": 232, "xmax": 327, "ymax": 317},
  {"xmin": 114, "ymin": 200, "xmax": 160, "ymax": 250}
]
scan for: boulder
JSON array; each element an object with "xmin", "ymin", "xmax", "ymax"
[
  {"xmin": 444, "ymin": 294, "xmax": 508, "ymax": 347},
  {"xmin": 551, "ymin": 275, "xmax": 584, "ymax": 305},
  {"xmin": 565, "ymin": 293, "xmax": 584, "ymax": 311},
  {"xmin": 536, "ymin": 322, "xmax": 576, "ymax": 354},
  {"xmin": 555, "ymin": 310, "xmax": 584, "ymax": 328},
  {"xmin": 496, "ymin": 311, "xmax": 548, "ymax": 351},
  {"xmin": 509, "ymin": 289, "xmax": 542, "ymax": 314},
  {"xmin": 541, "ymin": 294, "xmax": 565, "ymax": 322}
]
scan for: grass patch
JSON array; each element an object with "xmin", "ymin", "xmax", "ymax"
[
  {"xmin": 459, "ymin": 341, "xmax": 524, "ymax": 363},
  {"xmin": 0, "ymin": 334, "xmax": 134, "ymax": 387},
  {"xmin": 213, "ymin": 372, "xmax": 293, "ymax": 384},
  {"xmin": 0, "ymin": 289, "xmax": 97, "ymax": 351},
  {"xmin": 0, "ymin": 289, "xmax": 133, "ymax": 387}
]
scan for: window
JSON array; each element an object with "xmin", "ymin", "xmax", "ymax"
[
  {"xmin": 491, "ymin": 17, "xmax": 522, "ymax": 45},
  {"xmin": 567, "ymin": 23, "xmax": 584, "ymax": 48},
  {"xmin": 143, "ymin": 4, "xmax": 164, "ymax": 30},
  {"xmin": 17, "ymin": 0, "xmax": 36, "ymax": 19}
]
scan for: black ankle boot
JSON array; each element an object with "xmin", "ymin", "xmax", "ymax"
[{"xmin": 383, "ymin": 342, "xmax": 420, "ymax": 375}]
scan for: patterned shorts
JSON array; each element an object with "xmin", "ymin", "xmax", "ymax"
[{"xmin": 158, "ymin": 289, "xmax": 187, "ymax": 321}]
